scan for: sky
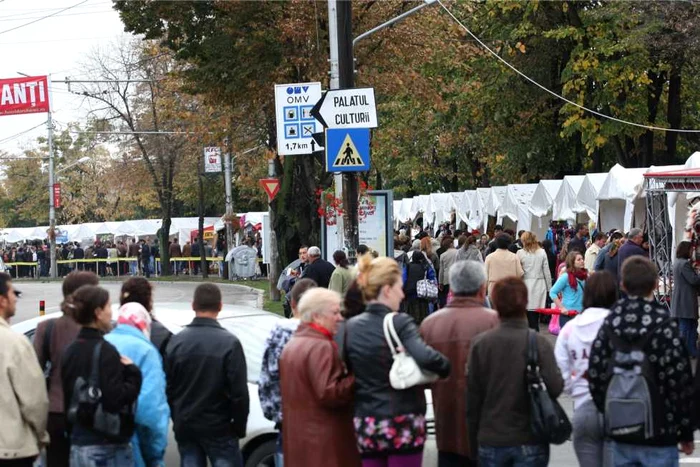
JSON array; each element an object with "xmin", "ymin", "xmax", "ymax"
[{"xmin": 0, "ymin": 0, "xmax": 128, "ymax": 153}]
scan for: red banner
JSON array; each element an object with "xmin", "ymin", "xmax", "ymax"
[
  {"xmin": 53, "ymin": 183, "xmax": 61, "ymax": 208},
  {"xmin": 0, "ymin": 76, "xmax": 50, "ymax": 116}
]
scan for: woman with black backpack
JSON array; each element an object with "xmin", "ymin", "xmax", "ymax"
[{"xmin": 60, "ymin": 285, "xmax": 142, "ymax": 466}]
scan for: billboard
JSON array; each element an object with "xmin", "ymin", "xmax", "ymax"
[{"xmin": 0, "ymin": 76, "xmax": 50, "ymax": 116}]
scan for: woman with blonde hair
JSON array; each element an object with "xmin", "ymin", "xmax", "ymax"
[
  {"xmin": 517, "ymin": 232, "xmax": 552, "ymax": 331},
  {"xmin": 345, "ymin": 255, "xmax": 450, "ymax": 467}
]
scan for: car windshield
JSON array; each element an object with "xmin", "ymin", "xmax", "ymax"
[{"xmin": 219, "ymin": 313, "xmax": 282, "ymax": 383}]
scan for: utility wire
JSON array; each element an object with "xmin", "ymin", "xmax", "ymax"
[
  {"xmin": 0, "ymin": 0, "xmax": 89, "ymax": 36},
  {"xmin": 0, "ymin": 122, "xmax": 47, "ymax": 145},
  {"xmin": 437, "ymin": 0, "xmax": 700, "ymax": 134}
]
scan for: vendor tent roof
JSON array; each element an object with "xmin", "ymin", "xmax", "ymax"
[
  {"xmin": 597, "ymin": 164, "xmax": 648, "ymax": 202},
  {"xmin": 499, "ymin": 184, "xmax": 537, "ymax": 223},
  {"xmin": 484, "ymin": 186, "xmax": 506, "ymax": 217},
  {"xmin": 467, "ymin": 188, "xmax": 489, "ymax": 231},
  {"xmin": 529, "ymin": 180, "xmax": 562, "ymax": 218},
  {"xmin": 426, "ymin": 193, "xmax": 456, "ymax": 226},
  {"xmin": 576, "ymin": 173, "xmax": 608, "ymax": 219},
  {"xmin": 552, "ymin": 175, "xmax": 586, "ymax": 221}
]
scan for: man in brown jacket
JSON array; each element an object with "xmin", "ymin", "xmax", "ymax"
[
  {"xmin": 420, "ymin": 260, "xmax": 498, "ymax": 466},
  {"xmin": 280, "ymin": 287, "xmax": 359, "ymax": 467},
  {"xmin": 169, "ymin": 238, "xmax": 182, "ymax": 275}
]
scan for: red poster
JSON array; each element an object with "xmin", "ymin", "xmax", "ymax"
[
  {"xmin": 0, "ymin": 76, "xmax": 50, "ymax": 116},
  {"xmin": 53, "ymin": 183, "xmax": 61, "ymax": 208}
]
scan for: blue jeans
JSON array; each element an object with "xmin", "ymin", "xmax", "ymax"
[
  {"xmin": 678, "ymin": 318, "xmax": 698, "ymax": 358},
  {"xmin": 604, "ymin": 440, "xmax": 679, "ymax": 466},
  {"xmin": 178, "ymin": 435, "xmax": 243, "ymax": 467},
  {"xmin": 69, "ymin": 444, "xmax": 133, "ymax": 467},
  {"xmin": 478, "ymin": 444, "xmax": 549, "ymax": 467},
  {"xmin": 275, "ymin": 433, "xmax": 283, "ymax": 467},
  {"xmin": 130, "ymin": 260, "xmax": 138, "ymax": 275}
]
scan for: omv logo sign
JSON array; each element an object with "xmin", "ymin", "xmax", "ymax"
[{"xmin": 286, "ymin": 86, "xmax": 310, "ymax": 95}]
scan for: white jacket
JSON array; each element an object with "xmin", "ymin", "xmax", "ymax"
[
  {"xmin": 0, "ymin": 317, "xmax": 49, "ymax": 458},
  {"xmin": 554, "ymin": 307, "xmax": 609, "ymax": 410}
]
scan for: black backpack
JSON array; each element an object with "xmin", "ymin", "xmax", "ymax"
[{"xmin": 602, "ymin": 319, "xmax": 669, "ymax": 443}]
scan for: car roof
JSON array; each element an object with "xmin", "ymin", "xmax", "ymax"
[{"xmin": 11, "ymin": 302, "xmax": 279, "ymax": 334}]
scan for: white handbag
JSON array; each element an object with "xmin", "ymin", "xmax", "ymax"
[
  {"xmin": 416, "ymin": 271, "xmax": 438, "ymax": 299},
  {"xmin": 383, "ymin": 312, "xmax": 439, "ymax": 390}
]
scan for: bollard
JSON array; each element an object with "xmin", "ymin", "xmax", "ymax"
[{"xmin": 39, "ymin": 300, "xmax": 45, "ymax": 316}]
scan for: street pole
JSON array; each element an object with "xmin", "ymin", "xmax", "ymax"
[
  {"xmin": 267, "ymin": 158, "xmax": 280, "ymax": 301},
  {"xmin": 337, "ymin": 0, "xmax": 360, "ymax": 260},
  {"xmin": 328, "ymin": 0, "xmax": 345, "ymax": 255},
  {"xmin": 224, "ymin": 139, "xmax": 234, "ymax": 280},
  {"xmin": 47, "ymin": 76, "xmax": 57, "ymax": 279}
]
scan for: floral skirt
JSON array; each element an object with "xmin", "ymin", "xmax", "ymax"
[{"xmin": 353, "ymin": 413, "xmax": 426, "ymax": 455}]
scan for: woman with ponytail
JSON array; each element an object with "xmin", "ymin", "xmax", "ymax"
[{"xmin": 60, "ymin": 285, "xmax": 142, "ymax": 467}]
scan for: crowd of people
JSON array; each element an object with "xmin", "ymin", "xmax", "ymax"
[{"xmin": 2, "ymin": 219, "xmax": 700, "ymax": 467}]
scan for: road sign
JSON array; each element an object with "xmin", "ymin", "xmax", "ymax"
[
  {"xmin": 325, "ymin": 128, "xmax": 370, "ymax": 172},
  {"xmin": 311, "ymin": 88, "xmax": 378, "ymax": 129},
  {"xmin": 274, "ymin": 82, "xmax": 323, "ymax": 156},
  {"xmin": 259, "ymin": 178, "xmax": 281, "ymax": 201},
  {"xmin": 203, "ymin": 147, "xmax": 222, "ymax": 173}
]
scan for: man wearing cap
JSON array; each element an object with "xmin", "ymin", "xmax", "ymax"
[{"xmin": 0, "ymin": 272, "xmax": 49, "ymax": 466}]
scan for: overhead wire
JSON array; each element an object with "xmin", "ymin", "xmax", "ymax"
[
  {"xmin": 436, "ymin": 0, "xmax": 700, "ymax": 133},
  {"xmin": 0, "ymin": 0, "xmax": 89, "ymax": 36},
  {"xmin": 0, "ymin": 122, "xmax": 47, "ymax": 145}
]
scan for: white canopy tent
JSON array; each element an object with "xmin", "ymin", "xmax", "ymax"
[
  {"xmin": 529, "ymin": 180, "xmax": 563, "ymax": 240},
  {"xmin": 498, "ymin": 184, "xmax": 538, "ymax": 232},
  {"xmin": 576, "ymin": 173, "xmax": 608, "ymax": 223},
  {"xmin": 466, "ymin": 188, "xmax": 489, "ymax": 231},
  {"xmin": 450, "ymin": 191, "xmax": 471, "ymax": 226},
  {"xmin": 597, "ymin": 164, "xmax": 651, "ymax": 232},
  {"xmin": 483, "ymin": 186, "xmax": 506, "ymax": 232},
  {"xmin": 667, "ymin": 152, "xmax": 700, "ymax": 246},
  {"xmin": 425, "ymin": 193, "xmax": 456, "ymax": 227},
  {"xmin": 552, "ymin": 175, "xmax": 586, "ymax": 223}
]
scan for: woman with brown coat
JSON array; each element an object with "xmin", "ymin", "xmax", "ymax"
[{"xmin": 280, "ymin": 288, "xmax": 360, "ymax": 467}]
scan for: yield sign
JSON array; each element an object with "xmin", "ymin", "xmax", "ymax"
[{"xmin": 259, "ymin": 178, "xmax": 281, "ymax": 201}]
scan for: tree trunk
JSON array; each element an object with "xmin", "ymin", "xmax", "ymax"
[
  {"xmin": 640, "ymin": 70, "xmax": 664, "ymax": 167},
  {"xmin": 160, "ymin": 216, "xmax": 171, "ymax": 276}
]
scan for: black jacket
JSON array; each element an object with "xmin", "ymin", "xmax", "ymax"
[
  {"xmin": 344, "ymin": 303, "xmax": 450, "ymax": 420},
  {"xmin": 150, "ymin": 319, "xmax": 173, "ymax": 358},
  {"xmin": 61, "ymin": 327, "xmax": 142, "ymax": 445},
  {"xmin": 73, "ymin": 247, "xmax": 85, "ymax": 260},
  {"xmin": 165, "ymin": 317, "xmax": 250, "ymax": 440},
  {"xmin": 302, "ymin": 258, "xmax": 336, "ymax": 288}
]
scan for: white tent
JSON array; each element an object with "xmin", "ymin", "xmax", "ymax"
[
  {"xmin": 498, "ymin": 184, "xmax": 538, "ymax": 232},
  {"xmin": 425, "ymin": 193, "xmax": 456, "ymax": 227},
  {"xmin": 597, "ymin": 164, "xmax": 649, "ymax": 232},
  {"xmin": 667, "ymin": 152, "xmax": 700, "ymax": 245},
  {"xmin": 450, "ymin": 191, "xmax": 470, "ymax": 226},
  {"xmin": 467, "ymin": 187, "xmax": 489, "ymax": 231},
  {"xmin": 396, "ymin": 198, "xmax": 414, "ymax": 224},
  {"xmin": 552, "ymin": 175, "xmax": 586, "ymax": 223},
  {"xmin": 576, "ymin": 173, "xmax": 608, "ymax": 222},
  {"xmin": 529, "ymin": 180, "xmax": 562, "ymax": 239},
  {"xmin": 66, "ymin": 224, "xmax": 96, "ymax": 242}
]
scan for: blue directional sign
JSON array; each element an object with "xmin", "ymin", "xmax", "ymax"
[{"xmin": 325, "ymin": 128, "xmax": 370, "ymax": 173}]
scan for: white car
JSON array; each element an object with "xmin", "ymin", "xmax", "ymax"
[
  {"xmin": 14, "ymin": 302, "xmax": 280, "ymax": 467},
  {"xmin": 13, "ymin": 303, "xmax": 435, "ymax": 466}
]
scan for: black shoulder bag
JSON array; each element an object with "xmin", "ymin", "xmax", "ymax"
[
  {"xmin": 66, "ymin": 341, "xmax": 131, "ymax": 440},
  {"xmin": 42, "ymin": 319, "xmax": 56, "ymax": 389},
  {"xmin": 526, "ymin": 330, "xmax": 572, "ymax": 445}
]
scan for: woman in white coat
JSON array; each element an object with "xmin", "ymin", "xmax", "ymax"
[{"xmin": 516, "ymin": 232, "xmax": 552, "ymax": 331}]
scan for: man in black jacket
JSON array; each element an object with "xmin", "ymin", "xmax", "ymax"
[
  {"xmin": 165, "ymin": 283, "xmax": 249, "ymax": 467},
  {"xmin": 301, "ymin": 246, "xmax": 336, "ymax": 289}
]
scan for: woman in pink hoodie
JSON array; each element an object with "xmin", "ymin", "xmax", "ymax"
[{"xmin": 554, "ymin": 271, "xmax": 618, "ymax": 466}]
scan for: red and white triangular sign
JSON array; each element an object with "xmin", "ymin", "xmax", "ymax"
[{"xmin": 259, "ymin": 178, "xmax": 280, "ymax": 201}]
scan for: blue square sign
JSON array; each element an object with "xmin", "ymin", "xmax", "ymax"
[{"xmin": 325, "ymin": 128, "xmax": 370, "ymax": 172}]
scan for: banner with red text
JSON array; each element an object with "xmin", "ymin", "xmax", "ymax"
[{"xmin": 0, "ymin": 76, "xmax": 50, "ymax": 116}]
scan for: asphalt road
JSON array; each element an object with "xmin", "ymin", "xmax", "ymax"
[{"xmin": 11, "ymin": 279, "xmax": 700, "ymax": 466}]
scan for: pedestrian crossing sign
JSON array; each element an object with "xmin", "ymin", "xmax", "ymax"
[{"xmin": 325, "ymin": 128, "xmax": 370, "ymax": 172}]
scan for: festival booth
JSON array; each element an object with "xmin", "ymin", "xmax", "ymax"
[
  {"xmin": 395, "ymin": 198, "xmax": 415, "ymax": 227},
  {"xmin": 450, "ymin": 191, "xmax": 471, "ymax": 228},
  {"xmin": 575, "ymin": 172, "xmax": 609, "ymax": 224},
  {"xmin": 529, "ymin": 180, "xmax": 563, "ymax": 240},
  {"xmin": 466, "ymin": 188, "xmax": 489, "ymax": 232},
  {"xmin": 425, "ymin": 193, "xmax": 456, "ymax": 231},
  {"xmin": 667, "ymin": 152, "xmax": 700, "ymax": 247},
  {"xmin": 551, "ymin": 175, "xmax": 586, "ymax": 223},
  {"xmin": 596, "ymin": 165, "xmax": 648, "ymax": 233},
  {"xmin": 497, "ymin": 184, "xmax": 538, "ymax": 233},
  {"xmin": 483, "ymin": 186, "xmax": 506, "ymax": 232}
]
